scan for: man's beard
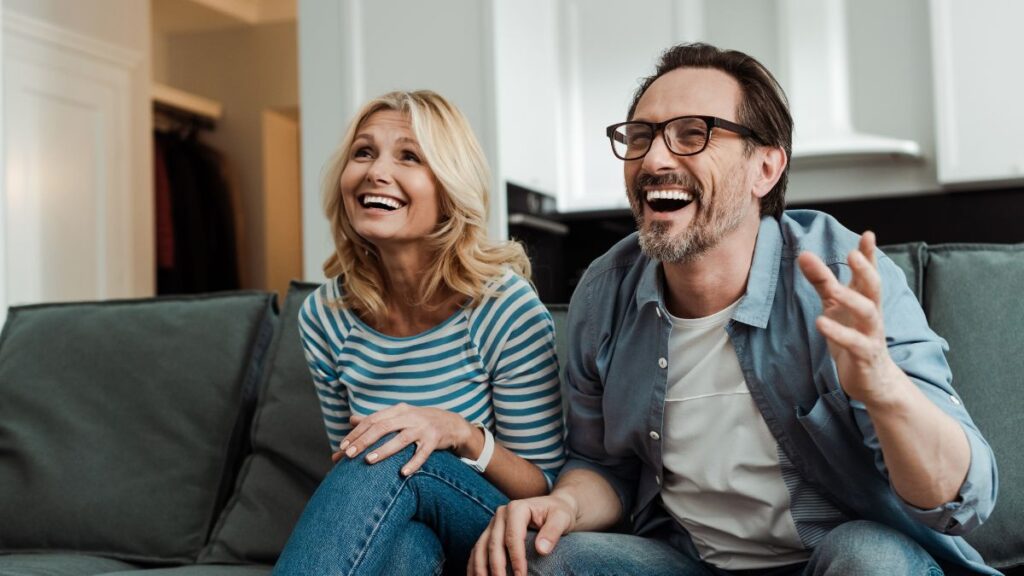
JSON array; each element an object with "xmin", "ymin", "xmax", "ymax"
[{"xmin": 630, "ymin": 171, "xmax": 748, "ymax": 264}]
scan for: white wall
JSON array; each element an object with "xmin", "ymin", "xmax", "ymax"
[
  {"xmin": 297, "ymin": 0, "xmax": 500, "ymax": 282},
  {"xmin": 161, "ymin": 22, "xmax": 298, "ymax": 289},
  {"xmin": 2, "ymin": 0, "xmax": 153, "ymax": 312}
]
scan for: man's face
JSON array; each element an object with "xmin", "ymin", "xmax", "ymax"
[{"xmin": 625, "ymin": 67, "xmax": 759, "ymax": 264}]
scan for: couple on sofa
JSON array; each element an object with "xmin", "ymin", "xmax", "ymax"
[{"xmin": 272, "ymin": 43, "xmax": 999, "ymax": 576}]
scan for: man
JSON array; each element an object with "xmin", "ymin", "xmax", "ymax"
[{"xmin": 468, "ymin": 43, "xmax": 998, "ymax": 575}]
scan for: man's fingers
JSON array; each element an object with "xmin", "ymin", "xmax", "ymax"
[
  {"xmin": 468, "ymin": 522, "xmax": 492, "ymax": 576},
  {"xmin": 860, "ymin": 231, "xmax": 878, "ymax": 267},
  {"xmin": 534, "ymin": 507, "xmax": 571, "ymax": 556},
  {"xmin": 816, "ymin": 315, "xmax": 877, "ymax": 358},
  {"xmin": 487, "ymin": 506, "xmax": 509, "ymax": 576},
  {"xmin": 828, "ymin": 282, "xmax": 881, "ymax": 330},
  {"xmin": 848, "ymin": 247, "xmax": 882, "ymax": 303},
  {"xmin": 504, "ymin": 501, "xmax": 535, "ymax": 574},
  {"xmin": 797, "ymin": 251, "xmax": 841, "ymax": 300}
]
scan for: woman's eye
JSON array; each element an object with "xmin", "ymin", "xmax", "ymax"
[
  {"xmin": 353, "ymin": 147, "xmax": 373, "ymax": 158},
  {"xmin": 401, "ymin": 151, "xmax": 422, "ymax": 163}
]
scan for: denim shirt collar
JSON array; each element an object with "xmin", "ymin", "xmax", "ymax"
[{"xmin": 634, "ymin": 215, "xmax": 783, "ymax": 329}]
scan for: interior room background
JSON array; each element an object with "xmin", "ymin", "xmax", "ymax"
[{"xmin": 0, "ymin": 0, "xmax": 1020, "ymax": 318}]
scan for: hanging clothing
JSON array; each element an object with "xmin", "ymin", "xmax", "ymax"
[{"xmin": 155, "ymin": 130, "xmax": 240, "ymax": 294}]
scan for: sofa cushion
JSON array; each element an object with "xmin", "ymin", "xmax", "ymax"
[
  {"xmin": 880, "ymin": 242, "xmax": 926, "ymax": 303},
  {"xmin": 199, "ymin": 283, "xmax": 332, "ymax": 565},
  {"xmin": 0, "ymin": 553, "xmax": 137, "ymax": 576},
  {"xmin": 104, "ymin": 566, "xmax": 270, "ymax": 576},
  {"xmin": 923, "ymin": 243, "xmax": 1024, "ymax": 570},
  {"xmin": 0, "ymin": 293, "xmax": 276, "ymax": 565}
]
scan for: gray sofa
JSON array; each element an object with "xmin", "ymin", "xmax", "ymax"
[{"xmin": 0, "ymin": 242, "xmax": 1021, "ymax": 575}]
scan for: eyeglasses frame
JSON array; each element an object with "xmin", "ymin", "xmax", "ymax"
[{"xmin": 605, "ymin": 115, "xmax": 761, "ymax": 160}]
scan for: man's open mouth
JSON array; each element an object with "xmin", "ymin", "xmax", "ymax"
[
  {"xmin": 359, "ymin": 194, "xmax": 407, "ymax": 212},
  {"xmin": 645, "ymin": 189, "xmax": 695, "ymax": 212}
]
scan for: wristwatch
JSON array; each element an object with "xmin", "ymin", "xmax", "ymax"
[{"xmin": 460, "ymin": 423, "xmax": 495, "ymax": 473}]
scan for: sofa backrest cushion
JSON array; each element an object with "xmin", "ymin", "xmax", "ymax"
[
  {"xmin": 199, "ymin": 282, "xmax": 332, "ymax": 565},
  {"xmin": 880, "ymin": 242, "xmax": 926, "ymax": 304},
  {"xmin": 923, "ymin": 243, "xmax": 1024, "ymax": 570},
  {"xmin": 0, "ymin": 292, "xmax": 276, "ymax": 564}
]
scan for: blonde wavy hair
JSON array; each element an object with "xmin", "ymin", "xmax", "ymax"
[{"xmin": 321, "ymin": 90, "xmax": 531, "ymax": 326}]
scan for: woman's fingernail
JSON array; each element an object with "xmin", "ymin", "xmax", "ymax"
[
  {"xmin": 339, "ymin": 441, "xmax": 349, "ymax": 451},
  {"xmin": 537, "ymin": 538, "xmax": 552, "ymax": 554},
  {"xmin": 345, "ymin": 446, "xmax": 357, "ymax": 457},
  {"xmin": 366, "ymin": 452, "xmax": 378, "ymax": 463}
]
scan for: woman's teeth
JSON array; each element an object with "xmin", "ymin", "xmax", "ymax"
[{"xmin": 360, "ymin": 195, "xmax": 405, "ymax": 210}]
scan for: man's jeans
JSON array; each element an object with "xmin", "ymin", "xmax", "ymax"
[
  {"xmin": 524, "ymin": 520, "xmax": 945, "ymax": 575},
  {"xmin": 272, "ymin": 437, "xmax": 508, "ymax": 575}
]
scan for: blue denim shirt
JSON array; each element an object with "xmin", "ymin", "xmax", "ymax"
[{"xmin": 561, "ymin": 210, "xmax": 999, "ymax": 575}]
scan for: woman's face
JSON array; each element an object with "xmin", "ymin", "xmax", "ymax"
[{"xmin": 340, "ymin": 110, "xmax": 441, "ymax": 250}]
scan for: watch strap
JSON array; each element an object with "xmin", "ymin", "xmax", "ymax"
[{"xmin": 460, "ymin": 423, "xmax": 494, "ymax": 473}]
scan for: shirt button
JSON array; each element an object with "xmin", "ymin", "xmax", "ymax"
[
  {"xmin": 658, "ymin": 357, "xmax": 668, "ymax": 369},
  {"xmin": 655, "ymin": 475, "xmax": 662, "ymax": 486},
  {"xmin": 655, "ymin": 307, "xmax": 663, "ymax": 318},
  {"xmin": 649, "ymin": 430, "xmax": 660, "ymax": 440},
  {"xmin": 949, "ymin": 395, "xmax": 961, "ymax": 406}
]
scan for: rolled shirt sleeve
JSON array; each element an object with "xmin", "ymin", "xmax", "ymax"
[{"xmin": 850, "ymin": 254, "xmax": 998, "ymax": 535}]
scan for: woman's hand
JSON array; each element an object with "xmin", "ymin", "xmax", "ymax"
[{"xmin": 333, "ymin": 403, "xmax": 479, "ymax": 476}]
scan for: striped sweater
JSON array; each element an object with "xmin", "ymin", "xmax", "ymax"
[{"xmin": 298, "ymin": 270, "xmax": 566, "ymax": 483}]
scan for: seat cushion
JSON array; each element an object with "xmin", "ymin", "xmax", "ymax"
[
  {"xmin": 923, "ymin": 243, "xmax": 1024, "ymax": 570},
  {"xmin": 103, "ymin": 565, "xmax": 271, "ymax": 576},
  {"xmin": 199, "ymin": 283, "xmax": 333, "ymax": 565},
  {"xmin": 0, "ymin": 293, "xmax": 276, "ymax": 564},
  {"xmin": 0, "ymin": 553, "xmax": 137, "ymax": 576}
]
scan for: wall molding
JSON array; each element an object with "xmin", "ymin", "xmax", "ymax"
[
  {"xmin": 3, "ymin": 10, "xmax": 138, "ymax": 305},
  {"xmin": 3, "ymin": 11, "xmax": 142, "ymax": 70}
]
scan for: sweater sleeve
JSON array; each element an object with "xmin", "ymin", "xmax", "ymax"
[
  {"xmin": 298, "ymin": 286, "xmax": 352, "ymax": 451},
  {"xmin": 476, "ymin": 274, "xmax": 566, "ymax": 487}
]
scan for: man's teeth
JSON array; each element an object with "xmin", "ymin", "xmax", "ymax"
[
  {"xmin": 646, "ymin": 190, "xmax": 693, "ymax": 202},
  {"xmin": 361, "ymin": 195, "xmax": 404, "ymax": 209}
]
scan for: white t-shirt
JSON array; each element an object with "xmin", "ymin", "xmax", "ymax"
[{"xmin": 660, "ymin": 300, "xmax": 810, "ymax": 570}]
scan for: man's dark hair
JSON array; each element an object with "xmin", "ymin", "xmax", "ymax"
[{"xmin": 627, "ymin": 43, "xmax": 792, "ymax": 218}]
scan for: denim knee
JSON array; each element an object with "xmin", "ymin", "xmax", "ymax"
[
  {"xmin": 523, "ymin": 532, "xmax": 700, "ymax": 576},
  {"xmin": 807, "ymin": 520, "xmax": 943, "ymax": 576}
]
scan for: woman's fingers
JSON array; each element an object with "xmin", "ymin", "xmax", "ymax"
[
  {"xmin": 339, "ymin": 404, "xmax": 407, "ymax": 458},
  {"xmin": 398, "ymin": 439, "xmax": 436, "ymax": 476}
]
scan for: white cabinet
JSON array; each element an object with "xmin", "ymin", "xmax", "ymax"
[
  {"xmin": 930, "ymin": 0, "xmax": 1024, "ymax": 185},
  {"xmin": 493, "ymin": 0, "xmax": 561, "ymax": 199},
  {"xmin": 556, "ymin": 0, "xmax": 681, "ymax": 212}
]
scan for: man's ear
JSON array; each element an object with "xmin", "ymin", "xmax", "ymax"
[{"xmin": 751, "ymin": 146, "xmax": 787, "ymax": 199}]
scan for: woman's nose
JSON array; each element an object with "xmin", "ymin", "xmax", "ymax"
[{"xmin": 366, "ymin": 158, "xmax": 393, "ymax": 184}]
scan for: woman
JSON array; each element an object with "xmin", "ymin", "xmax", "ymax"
[{"xmin": 273, "ymin": 91, "xmax": 565, "ymax": 575}]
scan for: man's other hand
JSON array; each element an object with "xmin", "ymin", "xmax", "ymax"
[{"xmin": 468, "ymin": 493, "xmax": 577, "ymax": 576}]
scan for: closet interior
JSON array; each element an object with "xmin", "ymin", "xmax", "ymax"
[{"xmin": 150, "ymin": 0, "xmax": 301, "ymax": 299}]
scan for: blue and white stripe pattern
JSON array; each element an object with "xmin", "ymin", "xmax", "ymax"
[
  {"xmin": 298, "ymin": 270, "xmax": 566, "ymax": 484},
  {"xmin": 777, "ymin": 446, "xmax": 849, "ymax": 547}
]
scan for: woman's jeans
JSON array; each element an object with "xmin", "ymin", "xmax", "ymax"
[{"xmin": 273, "ymin": 436, "xmax": 508, "ymax": 576}]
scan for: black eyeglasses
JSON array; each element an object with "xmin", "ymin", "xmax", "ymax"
[{"xmin": 605, "ymin": 115, "xmax": 760, "ymax": 161}]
